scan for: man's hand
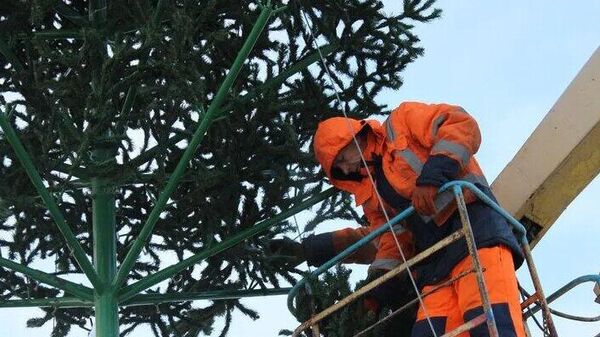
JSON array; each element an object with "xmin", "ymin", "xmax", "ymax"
[
  {"xmin": 267, "ymin": 237, "xmax": 305, "ymax": 265},
  {"xmin": 411, "ymin": 185, "xmax": 439, "ymax": 216}
]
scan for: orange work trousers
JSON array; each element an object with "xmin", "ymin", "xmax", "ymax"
[{"xmin": 411, "ymin": 246, "xmax": 525, "ymax": 337}]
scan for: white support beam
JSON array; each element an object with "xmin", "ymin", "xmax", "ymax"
[{"xmin": 492, "ymin": 46, "xmax": 600, "ymax": 246}]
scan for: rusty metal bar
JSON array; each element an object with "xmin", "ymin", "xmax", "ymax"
[
  {"xmin": 440, "ymin": 313, "xmax": 487, "ymax": 337},
  {"xmin": 308, "ymin": 285, "xmax": 320, "ymax": 337},
  {"xmin": 290, "ymin": 229, "xmax": 466, "ymax": 337},
  {"xmin": 310, "ymin": 322, "xmax": 320, "ymax": 337},
  {"xmin": 520, "ymin": 292, "xmax": 541, "ymax": 310},
  {"xmin": 521, "ymin": 243, "xmax": 558, "ymax": 336},
  {"xmin": 452, "ymin": 185, "xmax": 499, "ymax": 337},
  {"xmin": 442, "ymin": 180, "xmax": 557, "ymax": 336},
  {"xmin": 524, "ymin": 274, "xmax": 600, "ymax": 320}
]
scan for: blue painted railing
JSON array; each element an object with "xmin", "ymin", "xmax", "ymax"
[{"xmin": 287, "ymin": 180, "xmax": 529, "ymax": 316}]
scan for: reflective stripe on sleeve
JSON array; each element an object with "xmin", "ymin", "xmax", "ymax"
[
  {"xmin": 431, "ymin": 115, "xmax": 447, "ymax": 138},
  {"xmin": 432, "ymin": 139, "xmax": 471, "ymax": 166},
  {"xmin": 369, "ymin": 258, "xmax": 401, "ymax": 271},
  {"xmin": 422, "ymin": 173, "xmax": 491, "ymax": 223},
  {"xmin": 433, "ymin": 173, "xmax": 489, "ymax": 211},
  {"xmin": 434, "ymin": 190, "xmax": 455, "ymax": 212},
  {"xmin": 397, "ymin": 149, "xmax": 423, "ymax": 174},
  {"xmin": 384, "ymin": 117, "xmax": 396, "ymax": 141},
  {"xmin": 462, "ymin": 173, "xmax": 490, "ymax": 187}
]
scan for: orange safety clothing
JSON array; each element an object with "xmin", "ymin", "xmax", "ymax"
[
  {"xmin": 313, "ymin": 102, "xmax": 522, "ymax": 276},
  {"xmin": 312, "ymin": 101, "xmax": 525, "ymax": 336},
  {"xmin": 379, "ymin": 102, "xmax": 486, "ymax": 225},
  {"xmin": 411, "ymin": 246, "xmax": 525, "ymax": 337}
]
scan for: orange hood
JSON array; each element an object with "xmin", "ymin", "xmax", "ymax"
[{"xmin": 313, "ymin": 117, "xmax": 383, "ymax": 205}]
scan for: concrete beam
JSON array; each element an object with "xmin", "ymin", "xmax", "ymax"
[{"xmin": 492, "ymin": 46, "xmax": 600, "ymax": 246}]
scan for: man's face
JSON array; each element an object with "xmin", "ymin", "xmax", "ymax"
[{"xmin": 332, "ymin": 141, "xmax": 363, "ymax": 175}]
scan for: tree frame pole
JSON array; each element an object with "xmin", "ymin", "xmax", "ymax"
[
  {"xmin": 92, "ymin": 176, "xmax": 118, "ymax": 337},
  {"xmin": 119, "ymin": 188, "xmax": 335, "ymax": 301},
  {"xmin": 0, "ymin": 256, "xmax": 93, "ymax": 300},
  {"xmin": 0, "ymin": 297, "xmax": 93, "ymax": 309},
  {"xmin": 0, "ymin": 109, "xmax": 103, "ymax": 290},
  {"xmin": 122, "ymin": 288, "xmax": 292, "ymax": 306},
  {"xmin": 0, "ymin": 288, "xmax": 292, "ymax": 308}
]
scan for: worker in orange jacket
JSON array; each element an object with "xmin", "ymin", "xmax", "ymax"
[
  {"xmin": 269, "ymin": 118, "xmax": 419, "ymax": 334},
  {"xmin": 307, "ymin": 102, "xmax": 526, "ymax": 337}
]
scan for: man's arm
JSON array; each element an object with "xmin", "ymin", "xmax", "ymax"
[
  {"xmin": 395, "ymin": 102, "xmax": 481, "ymax": 186},
  {"xmin": 389, "ymin": 102, "xmax": 482, "ymax": 215},
  {"xmin": 269, "ymin": 203, "xmax": 384, "ymax": 267}
]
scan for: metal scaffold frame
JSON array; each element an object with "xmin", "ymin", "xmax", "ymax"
[{"xmin": 287, "ymin": 181, "xmax": 565, "ymax": 337}]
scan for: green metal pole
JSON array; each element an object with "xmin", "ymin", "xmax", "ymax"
[
  {"xmin": 0, "ymin": 288, "xmax": 290, "ymax": 308},
  {"xmin": 112, "ymin": 3, "xmax": 276, "ymax": 290},
  {"xmin": 88, "ymin": 0, "xmax": 119, "ymax": 331},
  {"xmin": 119, "ymin": 188, "xmax": 336, "ymax": 301},
  {"xmin": 0, "ymin": 297, "xmax": 93, "ymax": 308},
  {"xmin": 88, "ymin": 0, "xmax": 118, "ymax": 301},
  {"xmin": 92, "ymin": 177, "xmax": 118, "ymax": 336},
  {"xmin": 123, "ymin": 288, "xmax": 292, "ymax": 306},
  {"xmin": 127, "ymin": 43, "xmax": 337, "ymax": 169},
  {"xmin": 218, "ymin": 43, "xmax": 338, "ymax": 116},
  {"xmin": 0, "ymin": 110, "xmax": 102, "ymax": 290},
  {"xmin": 0, "ymin": 256, "xmax": 93, "ymax": 300}
]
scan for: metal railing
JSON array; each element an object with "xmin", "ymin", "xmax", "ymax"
[
  {"xmin": 287, "ymin": 180, "xmax": 559, "ymax": 337},
  {"xmin": 523, "ymin": 274, "xmax": 600, "ymax": 322}
]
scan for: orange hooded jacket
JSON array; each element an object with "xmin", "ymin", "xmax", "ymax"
[
  {"xmin": 308, "ymin": 102, "xmax": 493, "ymax": 272},
  {"xmin": 307, "ymin": 102, "xmax": 524, "ymax": 335},
  {"xmin": 310, "ymin": 115, "xmax": 414, "ymax": 271}
]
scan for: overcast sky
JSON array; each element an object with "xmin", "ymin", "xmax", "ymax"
[{"xmin": 1, "ymin": 1, "xmax": 599, "ymax": 337}]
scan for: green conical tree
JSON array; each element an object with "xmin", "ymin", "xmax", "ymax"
[{"xmin": 0, "ymin": 0, "xmax": 440, "ymax": 336}]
